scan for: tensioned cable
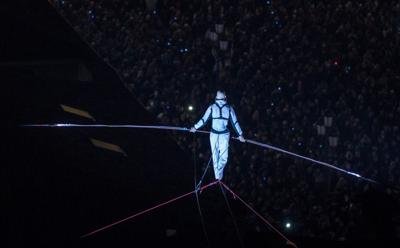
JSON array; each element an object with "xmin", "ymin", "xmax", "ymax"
[
  {"xmin": 192, "ymin": 133, "xmax": 210, "ymax": 246},
  {"xmin": 218, "ymin": 181, "xmax": 245, "ymax": 248},
  {"xmin": 195, "ymin": 157, "xmax": 212, "ymax": 191},
  {"xmin": 81, "ymin": 181, "xmax": 219, "ymax": 238},
  {"xmin": 220, "ymin": 181, "xmax": 298, "ymax": 248}
]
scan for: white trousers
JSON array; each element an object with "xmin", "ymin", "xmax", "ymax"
[{"xmin": 210, "ymin": 132, "xmax": 230, "ymax": 180}]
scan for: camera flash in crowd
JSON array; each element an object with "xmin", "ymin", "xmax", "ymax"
[{"xmin": 188, "ymin": 105, "xmax": 194, "ymax": 111}]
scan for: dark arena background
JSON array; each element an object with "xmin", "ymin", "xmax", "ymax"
[{"xmin": 4, "ymin": 1, "xmax": 400, "ymax": 248}]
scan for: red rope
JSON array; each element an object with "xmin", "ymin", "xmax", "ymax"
[
  {"xmin": 220, "ymin": 181, "xmax": 298, "ymax": 248},
  {"xmin": 81, "ymin": 181, "xmax": 219, "ymax": 238}
]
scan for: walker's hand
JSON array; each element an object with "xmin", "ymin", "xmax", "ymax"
[
  {"xmin": 238, "ymin": 135, "xmax": 246, "ymax": 142},
  {"xmin": 190, "ymin": 127, "xmax": 197, "ymax": 133}
]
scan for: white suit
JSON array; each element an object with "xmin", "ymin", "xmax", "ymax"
[{"xmin": 193, "ymin": 97, "xmax": 243, "ymax": 180}]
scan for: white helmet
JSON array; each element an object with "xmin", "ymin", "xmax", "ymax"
[{"xmin": 215, "ymin": 90, "xmax": 227, "ymax": 101}]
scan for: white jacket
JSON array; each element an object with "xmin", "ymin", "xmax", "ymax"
[{"xmin": 194, "ymin": 101, "xmax": 243, "ymax": 136}]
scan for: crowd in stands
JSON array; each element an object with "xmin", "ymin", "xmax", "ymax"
[{"xmin": 52, "ymin": 0, "xmax": 400, "ymax": 240}]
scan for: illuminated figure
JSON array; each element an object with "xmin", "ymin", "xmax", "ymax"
[{"xmin": 190, "ymin": 90, "xmax": 245, "ymax": 180}]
